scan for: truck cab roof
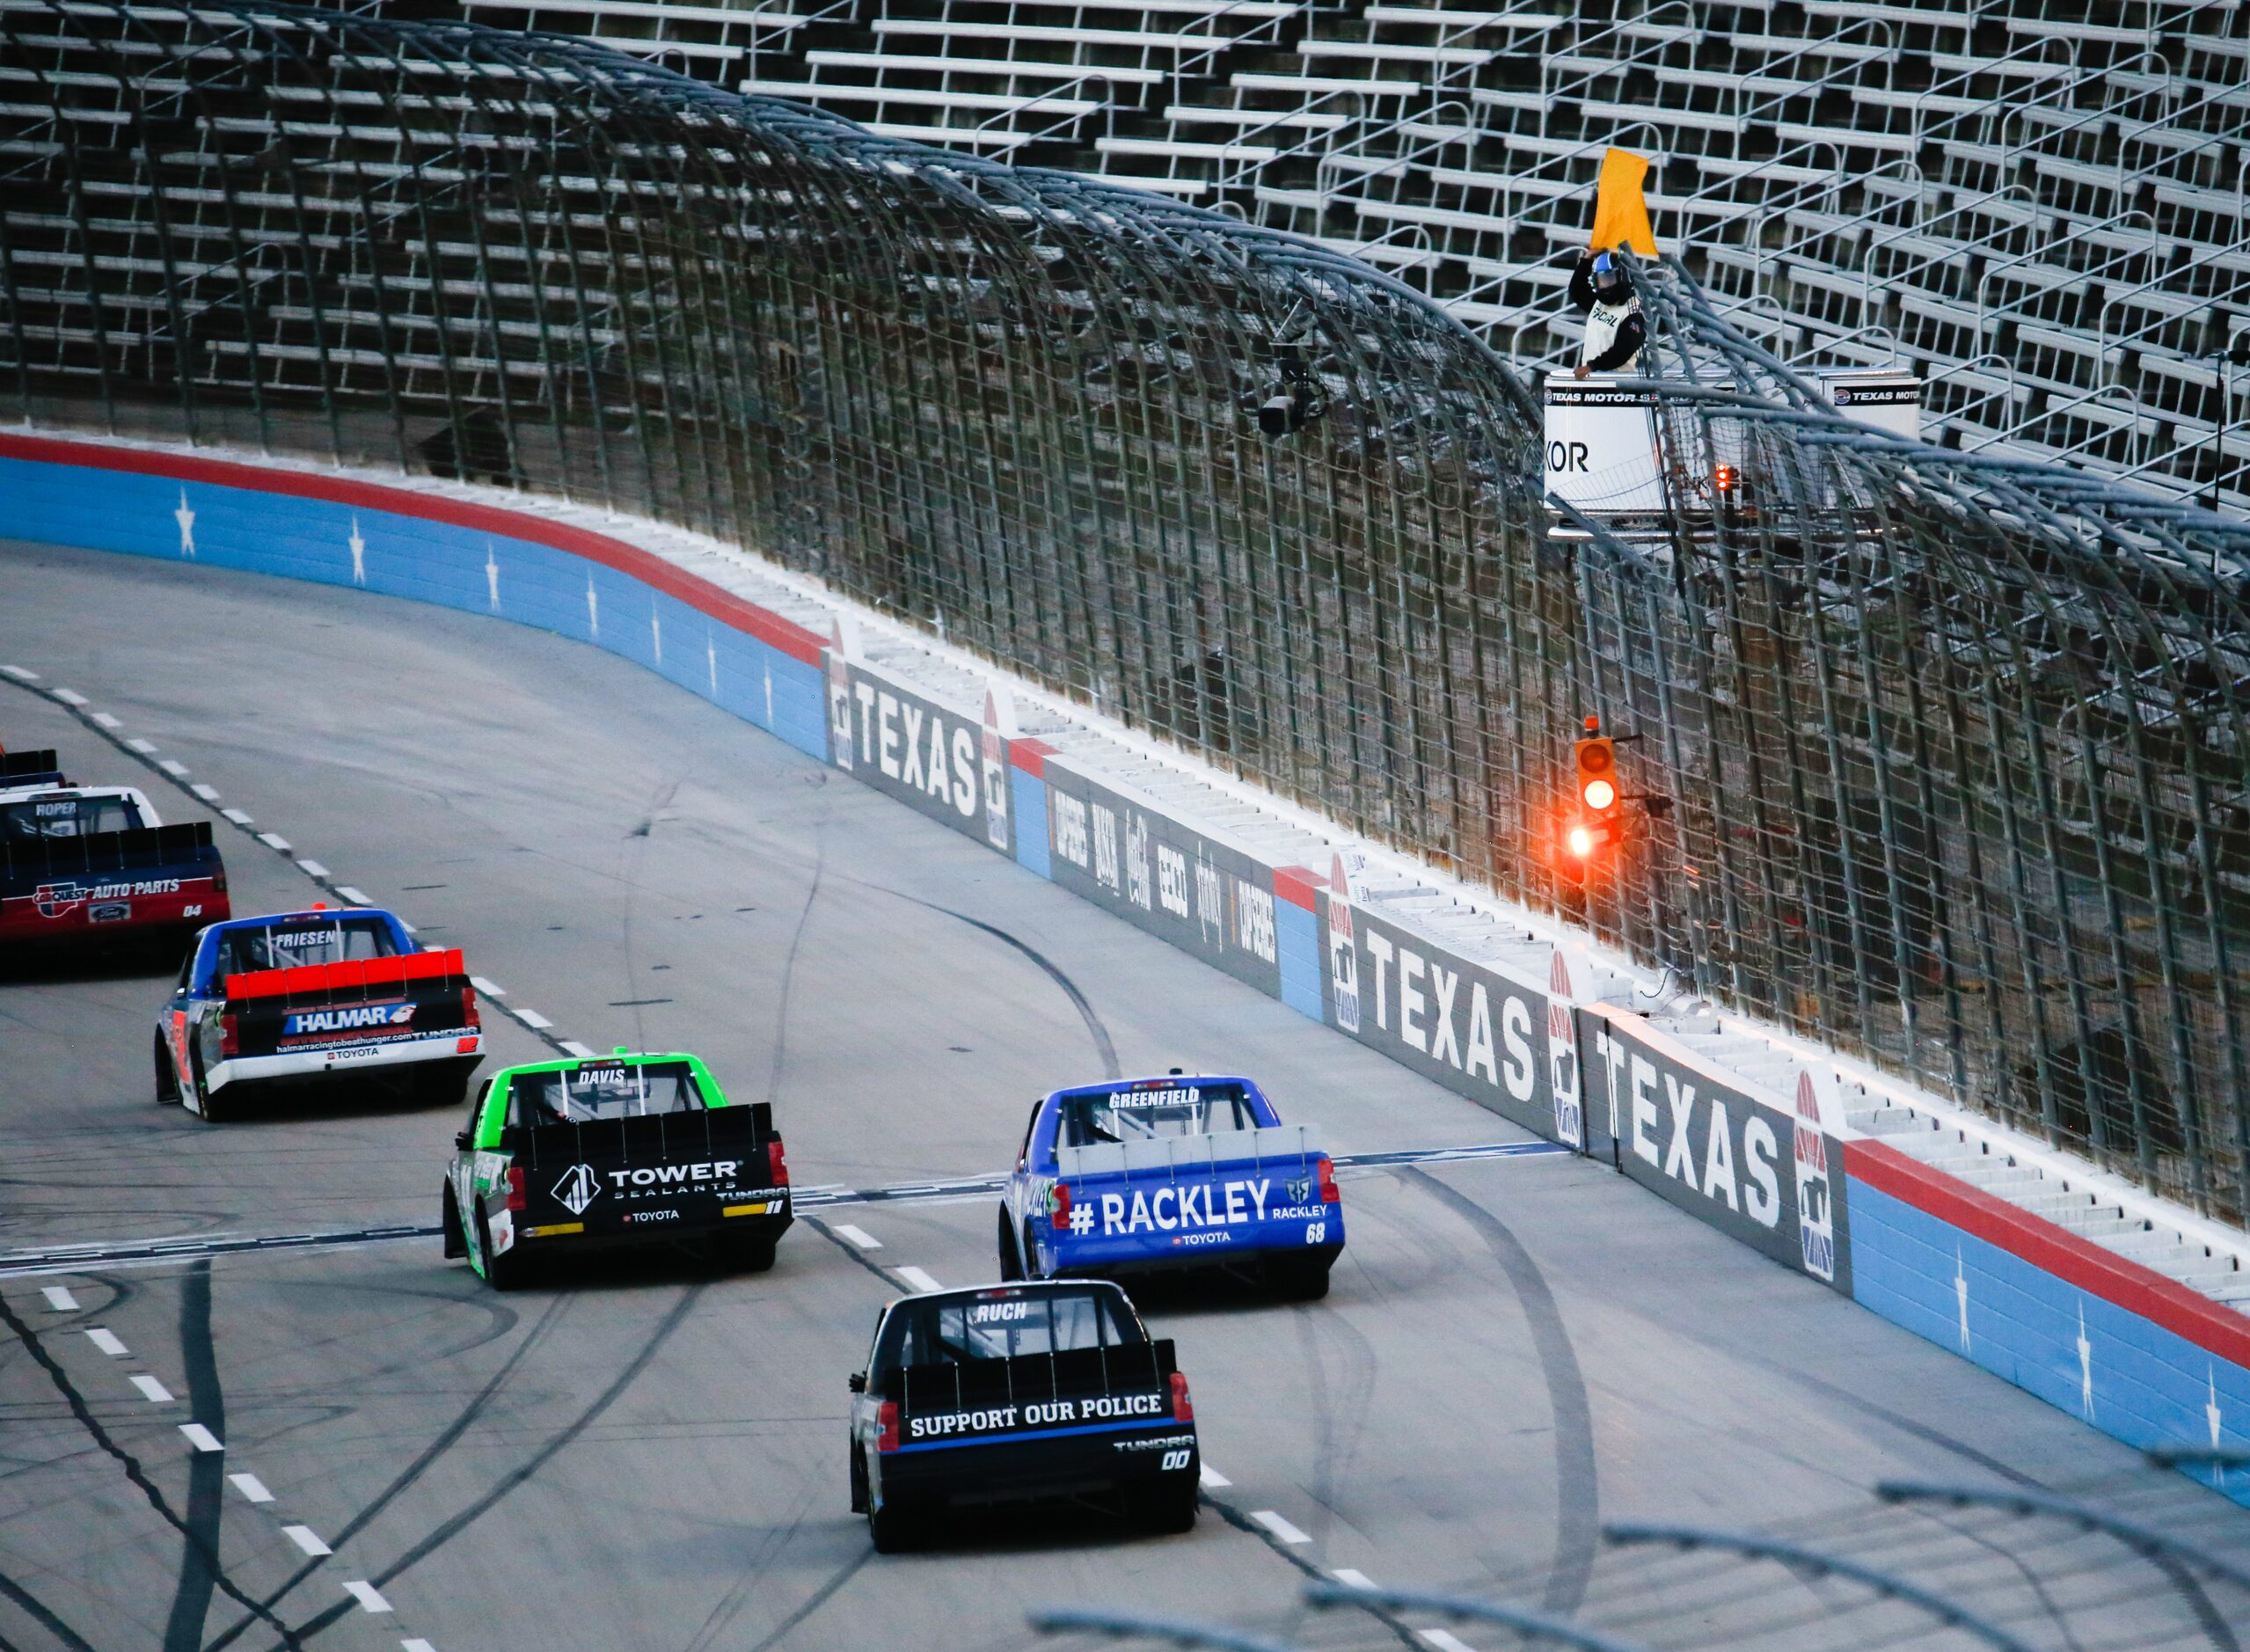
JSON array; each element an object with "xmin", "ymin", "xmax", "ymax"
[{"xmin": 0, "ymin": 784, "xmax": 160, "ymax": 833}]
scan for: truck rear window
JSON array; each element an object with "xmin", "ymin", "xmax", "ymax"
[
  {"xmin": 507, "ymin": 1060, "xmax": 705, "ymax": 1126},
  {"xmin": 875, "ymin": 1289, "xmax": 1143, "ymax": 1376},
  {"xmin": 216, "ymin": 917, "xmax": 398, "ymax": 975},
  {"xmin": 1057, "ymin": 1082, "xmax": 1259, "ymax": 1147},
  {"xmin": 1, "ymin": 794, "xmax": 143, "ymax": 838}
]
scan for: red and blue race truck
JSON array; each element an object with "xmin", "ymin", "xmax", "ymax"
[
  {"xmin": 999, "ymin": 1074, "xmax": 1344, "ymax": 1300},
  {"xmin": 2, "ymin": 749, "xmax": 230, "ymax": 962},
  {"xmin": 154, "ymin": 904, "xmax": 482, "ymax": 1120}
]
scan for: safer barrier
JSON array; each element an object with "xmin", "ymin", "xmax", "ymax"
[{"xmin": 5, "ymin": 430, "xmax": 2243, "ymax": 1502}]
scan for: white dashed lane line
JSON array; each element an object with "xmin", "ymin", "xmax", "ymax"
[
  {"xmin": 130, "ymin": 1374, "xmax": 175, "ymax": 1403},
  {"xmin": 282, "ymin": 1525, "xmax": 332, "ymax": 1558},
  {"xmin": 158, "ymin": 759, "xmax": 189, "ymax": 778},
  {"xmin": 335, "ymin": 887, "xmax": 372, "ymax": 906},
  {"xmin": 296, "ymin": 859, "xmax": 330, "ymax": 879},
  {"xmin": 41, "ymin": 1286, "xmax": 77, "ymax": 1311},
  {"xmin": 832, "ymin": 1224, "xmax": 882, "ymax": 1250},
  {"xmin": 403, "ymin": 1639, "xmax": 440, "ymax": 1652},
  {"xmin": 557, "ymin": 1041, "xmax": 597, "ymax": 1059},
  {"xmin": 191, "ymin": 783, "xmax": 222, "ymax": 802},
  {"xmin": 512, "ymin": 1007, "xmax": 554, "ymax": 1030},
  {"xmin": 221, "ymin": 808, "xmax": 253, "ymax": 826},
  {"xmin": 257, "ymin": 832, "xmax": 292, "ymax": 852},
  {"xmin": 1251, "ymin": 1509, "xmax": 1311, "ymax": 1546},
  {"xmin": 1197, "ymin": 1463, "xmax": 1231, "ymax": 1490},
  {"xmin": 893, "ymin": 1266, "xmax": 943, "ymax": 1294},
  {"xmin": 0, "ymin": 664, "xmax": 37, "ymax": 680},
  {"xmin": 52, "ymin": 688, "xmax": 86, "ymax": 706},
  {"xmin": 179, "ymin": 1423, "xmax": 223, "ymax": 1453},
  {"xmin": 1420, "ymin": 1630, "xmax": 1479, "ymax": 1652},
  {"xmin": 342, "ymin": 1582, "xmax": 392, "ymax": 1614},
  {"xmin": 126, "ymin": 738, "xmax": 157, "ymax": 755},
  {"xmin": 84, "ymin": 1327, "xmax": 127, "ymax": 1356},
  {"xmin": 1331, "ymin": 1568, "xmax": 1374, "ymax": 1590},
  {"xmin": 91, "ymin": 712, "xmax": 121, "ymax": 729},
  {"xmin": 470, "ymin": 976, "xmax": 506, "ymax": 998},
  {"xmin": 229, "ymin": 1473, "xmax": 274, "ymax": 1504}
]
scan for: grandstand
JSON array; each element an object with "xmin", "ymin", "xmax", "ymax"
[{"xmin": 447, "ymin": 0, "xmax": 2248, "ymax": 510}]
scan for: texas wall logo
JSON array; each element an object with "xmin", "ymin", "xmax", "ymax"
[
  {"xmin": 1326, "ymin": 851, "xmax": 1361, "ymax": 1034},
  {"xmin": 1547, "ymin": 952, "xmax": 1582, "ymax": 1150},
  {"xmin": 981, "ymin": 690, "xmax": 1010, "ymax": 850},
  {"xmin": 827, "ymin": 620, "xmax": 854, "ymax": 771},
  {"xmin": 33, "ymin": 881, "xmax": 85, "ymax": 919},
  {"xmin": 552, "ymin": 1163, "xmax": 601, "ymax": 1216},
  {"xmin": 1792, "ymin": 1070, "xmax": 1837, "ymax": 1283}
]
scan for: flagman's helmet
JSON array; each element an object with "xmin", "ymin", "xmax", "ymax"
[{"xmin": 1592, "ymin": 251, "xmax": 1625, "ymax": 298}]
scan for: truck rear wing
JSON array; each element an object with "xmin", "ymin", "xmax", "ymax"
[
  {"xmin": 1, "ymin": 819, "xmax": 221, "ymax": 895},
  {"xmin": 0, "ymin": 749, "xmax": 66, "ymax": 790},
  {"xmin": 1056, "ymin": 1122, "xmax": 1324, "ymax": 1181},
  {"xmin": 222, "ymin": 946, "xmax": 469, "ymax": 1009}
]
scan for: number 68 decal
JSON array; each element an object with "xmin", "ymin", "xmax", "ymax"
[
  {"xmin": 1160, "ymin": 1449, "xmax": 1192, "ymax": 1472},
  {"xmin": 1304, "ymin": 1221, "xmax": 1326, "ymax": 1246}
]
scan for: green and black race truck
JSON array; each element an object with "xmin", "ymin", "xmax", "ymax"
[{"xmin": 444, "ymin": 1049, "xmax": 792, "ymax": 1288}]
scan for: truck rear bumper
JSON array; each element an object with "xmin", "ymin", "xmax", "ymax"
[
  {"xmin": 877, "ymin": 1424, "xmax": 1196, "ymax": 1512},
  {"xmin": 513, "ymin": 1204, "xmax": 793, "ymax": 1250},
  {"xmin": 209, "ymin": 1032, "xmax": 481, "ymax": 1093}
]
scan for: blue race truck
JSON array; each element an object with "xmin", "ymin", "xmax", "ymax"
[{"xmin": 998, "ymin": 1074, "xmax": 1343, "ymax": 1300}]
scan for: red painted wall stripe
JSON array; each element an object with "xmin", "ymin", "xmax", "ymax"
[
  {"xmin": 1272, "ymin": 866, "xmax": 1326, "ymax": 911},
  {"xmin": 0, "ymin": 434, "xmax": 828, "ymax": 669},
  {"xmin": 1010, "ymin": 738, "xmax": 1054, "ymax": 778},
  {"xmin": 1847, "ymin": 1137, "xmax": 2250, "ymax": 1371}
]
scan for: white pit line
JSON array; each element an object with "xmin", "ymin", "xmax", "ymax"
[
  {"xmin": 342, "ymin": 1582, "xmax": 392, "ymax": 1614},
  {"xmin": 832, "ymin": 1224, "xmax": 881, "ymax": 1250},
  {"xmin": 84, "ymin": 1327, "xmax": 127, "ymax": 1356},
  {"xmin": 1252, "ymin": 1509, "xmax": 1311, "ymax": 1545},
  {"xmin": 1197, "ymin": 1463, "xmax": 1231, "ymax": 1490},
  {"xmin": 179, "ymin": 1423, "xmax": 223, "ymax": 1453},
  {"xmin": 893, "ymin": 1266, "xmax": 943, "ymax": 1294},
  {"xmin": 282, "ymin": 1525, "xmax": 332, "ymax": 1558},
  {"xmin": 127, "ymin": 738, "xmax": 157, "ymax": 755},
  {"xmin": 41, "ymin": 1287, "xmax": 77, "ymax": 1311},
  {"xmin": 257, "ymin": 832, "xmax": 292, "ymax": 852},
  {"xmin": 130, "ymin": 1374, "xmax": 175, "ymax": 1403},
  {"xmin": 230, "ymin": 1473, "xmax": 274, "ymax": 1504}
]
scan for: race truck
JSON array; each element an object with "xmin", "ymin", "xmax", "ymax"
[
  {"xmin": 1000, "ymin": 1074, "xmax": 1344, "ymax": 1300},
  {"xmin": 847, "ymin": 1278, "xmax": 1198, "ymax": 1551},
  {"xmin": 155, "ymin": 904, "xmax": 481, "ymax": 1120},
  {"xmin": 444, "ymin": 1049, "xmax": 792, "ymax": 1288},
  {"xmin": 3, "ymin": 750, "xmax": 230, "ymax": 961}
]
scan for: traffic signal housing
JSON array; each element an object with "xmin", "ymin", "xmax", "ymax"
[{"xmin": 1562, "ymin": 716, "xmax": 1624, "ymax": 883}]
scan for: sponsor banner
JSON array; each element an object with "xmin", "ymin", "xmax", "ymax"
[
  {"xmin": 827, "ymin": 659, "xmax": 1007, "ymax": 853},
  {"xmin": 1038, "ymin": 760, "xmax": 1281, "ymax": 999},
  {"xmin": 900, "ymin": 1388, "xmax": 1172, "ymax": 1448},
  {"xmin": 1580, "ymin": 1006, "xmax": 1850, "ymax": 1293},
  {"xmin": 1325, "ymin": 896, "xmax": 1558, "ymax": 1142}
]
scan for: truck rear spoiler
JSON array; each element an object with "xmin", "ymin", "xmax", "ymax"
[
  {"xmin": 500, "ymin": 1101, "xmax": 778, "ymax": 1178},
  {"xmin": 1, "ymin": 819, "xmax": 220, "ymax": 890},
  {"xmin": 0, "ymin": 749, "xmax": 66, "ymax": 789},
  {"xmin": 223, "ymin": 946, "xmax": 468, "ymax": 1005},
  {"xmin": 896, "ymin": 1337, "xmax": 1179, "ymax": 1420},
  {"xmin": 1056, "ymin": 1122, "xmax": 1324, "ymax": 1181}
]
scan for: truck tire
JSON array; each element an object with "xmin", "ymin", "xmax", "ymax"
[
  {"xmin": 441, "ymin": 1182, "xmax": 466, "ymax": 1261},
  {"xmin": 1269, "ymin": 1255, "xmax": 1330, "ymax": 1302},
  {"xmin": 997, "ymin": 1209, "xmax": 1022, "ymax": 1281},
  {"xmin": 1141, "ymin": 1479, "xmax": 1199, "ymax": 1536},
  {"xmin": 188, "ymin": 1051, "xmax": 221, "ymax": 1124},
  {"xmin": 1022, "ymin": 1220, "xmax": 1042, "ymax": 1282},
  {"xmin": 849, "ymin": 1444, "xmax": 869, "ymax": 1515},
  {"xmin": 417, "ymin": 1062, "xmax": 474, "ymax": 1109},
  {"xmin": 154, "ymin": 1034, "xmax": 179, "ymax": 1105},
  {"xmin": 867, "ymin": 1495, "xmax": 916, "ymax": 1553},
  {"xmin": 725, "ymin": 1232, "xmax": 778, "ymax": 1274}
]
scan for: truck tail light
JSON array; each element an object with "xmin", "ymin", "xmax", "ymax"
[
  {"xmin": 767, "ymin": 1138, "xmax": 789, "ymax": 1187},
  {"xmin": 1170, "ymin": 1371, "xmax": 1194, "ymax": 1423},
  {"xmin": 211, "ymin": 865, "xmax": 229, "ymax": 896},
  {"xmin": 218, "ymin": 1012, "xmax": 238, "ymax": 1058},
  {"xmin": 505, "ymin": 1166, "xmax": 527, "ymax": 1212},
  {"xmin": 1318, "ymin": 1157, "xmax": 1340, "ymax": 1204},
  {"xmin": 876, "ymin": 1401, "xmax": 899, "ymax": 1454},
  {"xmin": 460, "ymin": 985, "xmax": 480, "ymax": 1030},
  {"xmin": 1047, "ymin": 1181, "xmax": 1071, "ymax": 1227}
]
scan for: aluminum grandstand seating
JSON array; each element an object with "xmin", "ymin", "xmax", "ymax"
[{"xmin": 420, "ymin": 0, "xmax": 2246, "ymax": 508}]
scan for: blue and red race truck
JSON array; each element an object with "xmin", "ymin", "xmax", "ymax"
[
  {"xmin": 999, "ymin": 1074, "xmax": 1344, "ymax": 1300},
  {"xmin": 2, "ymin": 749, "xmax": 230, "ymax": 961},
  {"xmin": 154, "ymin": 904, "xmax": 482, "ymax": 1120}
]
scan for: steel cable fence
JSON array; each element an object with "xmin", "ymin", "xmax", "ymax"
[{"xmin": 1, "ymin": 2, "xmax": 2245, "ymax": 1219}]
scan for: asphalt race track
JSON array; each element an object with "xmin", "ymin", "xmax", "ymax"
[{"xmin": 2, "ymin": 537, "xmax": 2240, "ymax": 1652}]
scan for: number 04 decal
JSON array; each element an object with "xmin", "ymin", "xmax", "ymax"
[{"xmin": 1304, "ymin": 1222, "xmax": 1326, "ymax": 1246}]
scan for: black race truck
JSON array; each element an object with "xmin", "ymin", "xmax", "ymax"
[{"xmin": 847, "ymin": 1279, "xmax": 1200, "ymax": 1551}]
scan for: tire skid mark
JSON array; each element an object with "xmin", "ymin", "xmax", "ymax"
[
  {"xmin": 0, "ymin": 1566, "xmax": 97, "ymax": 1651},
  {"xmin": 0, "ymin": 1290, "xmax": 303, "ymax": 1648},
  {"xmin": 739, "ymin": 1545, "xmax": 873, "ymax": 1652},
  {"xmin": 913, "ymin": 903, "xmax": 1121, "ymax": 1082},
  {"xmin": 1403, "ymin": 1166, "xmax": 1598, "ymax": 1617},
  {"xmin": 163, "ymin": 1261, "xmax": 223, "ymax": 1652},
  {"xmin": 283, "ymin": 1285, "xmax": 704, "ymax": 1644}
]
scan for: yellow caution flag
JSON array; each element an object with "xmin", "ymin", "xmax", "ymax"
[{"xmin": 1589, "ymin": 147, "xmax": 1658, "ymax": 257}]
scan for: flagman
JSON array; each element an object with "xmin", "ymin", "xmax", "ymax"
[{"xmin": 1572, "ymin": 146, "xmax": 1658, "ymax": 380}]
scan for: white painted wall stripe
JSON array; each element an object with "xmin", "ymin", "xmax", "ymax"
[
  {"xmin": 342, "ymin": 1582, "xmax": 392, "ymax": 1614},
  {"xmin": 894, "ymin": 1266, "xmax": 943, "ymax": 1294},
  {"xmin": 1197, "ymin": 1463, "xmax": 1231, "ymax": 1489},
  {"xmin": 84, "ymin": 1327, "xmax": 127, "ymax": 1356},
  {"xmin": 41, "ymin": 1286, "xmax": 77, "ymax": 1311},
  {"xmin": 179, "ymin": 1423, "xmax": 223, "ymax": 1453},
  {"xmin": 282, "ymin": 1525, "xmax": 332, "ymax": 1557},
  {"xmin": 832, "ymin": 1224, "xmax": 881, "ymax": 1250},
  {"xmin": 257, "ymin": 832, "xmax": 292, "ymax": 852},
  {"xmin": 130, "ymin": 1374, "xmax": 174, "ymax": 1402},
  {"xmin": 1252, "ymin": 1509, "xmax": 1310, "ymax": 1545},
  {"xmin": 229, "ymin": 1473, "xmax": 274, "ymax": 1503}
]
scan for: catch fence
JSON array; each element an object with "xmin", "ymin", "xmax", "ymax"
[{"xmin": 2, "ymin": 1, "xmax": 2245, "ymax": 1217}]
